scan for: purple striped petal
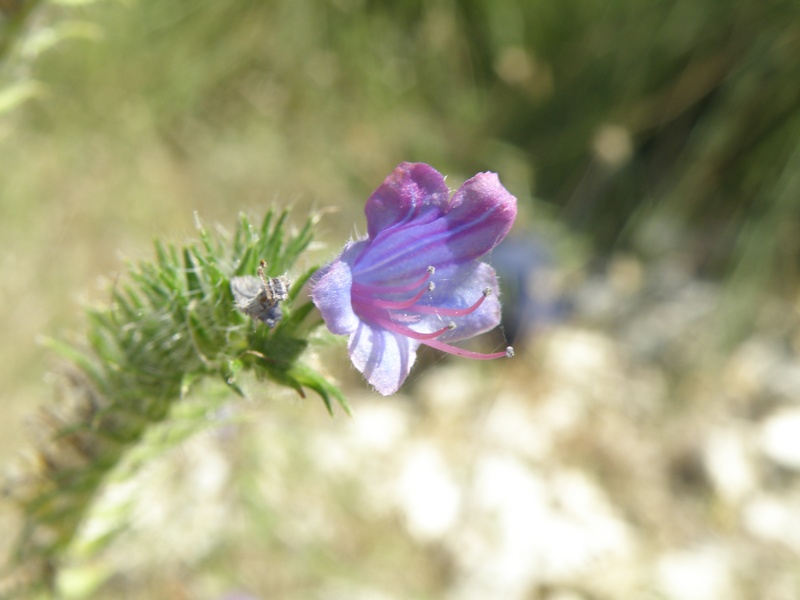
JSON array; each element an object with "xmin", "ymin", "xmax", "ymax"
[
  {"xmin": 310, "ymin": 163, "xmax": 517, "ymax": 395},
  {"xmin": 364, "ymin": 162, "xmax": 450, "ymax": 239},
  {"xmin": 348, "ymin": 321, "xmax": 419, "ymax": 396}
]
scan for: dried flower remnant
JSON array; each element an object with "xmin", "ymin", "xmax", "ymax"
[
  {"xmin": 231, "ymin": 260, "xmax": 289, "ymax": 328},
  {"xmin": 311, "ymin": 162, "xmax": 516, "ymax": 395}
]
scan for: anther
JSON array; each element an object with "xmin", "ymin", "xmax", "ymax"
[
  {"xmin": 427, "ymin": 266, "xmax": 436, "ymax": 274},
  {"xmin": 505, "ymin": 346, "xmax": 515, "ymax": 358},
  {"xmin": 482, "ymin": 288, "xmax": 492, "ymax": 297},
  {"xmin": 427, "ymin": 282, "xmax": 436, "ymax": 291}
]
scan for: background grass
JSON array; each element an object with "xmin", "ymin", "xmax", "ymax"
[{"xmin": 2, "ymin": 0, "xmax": 800, "ymax": 598}]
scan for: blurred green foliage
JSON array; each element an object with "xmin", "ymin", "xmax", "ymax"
[
  {"xmin": 7, "ymin": 0, "xmax": 797, "ymax": 304},
  {"xmin": 3, "ymin": 211, "xmax": 345, "ymax": 596},
  {"xmin": 2, "ymin": 0, "xmax": 800, "ymax": 596}
]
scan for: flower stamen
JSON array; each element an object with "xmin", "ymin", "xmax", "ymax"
[
  {"xmin": 412, "ymin": 287, "xmax": 491, "ymax": 317},
  {"xmin": 367, "ymin": 283, "xmax": 431, "ymax": 310},
  {"xmin": 422, "ymin": 339, "xmax": 514, "ymax": 360},
  {"xmin": 351, "ymin": 266, "xmax": 435, "ymax": 295},
  {"xmin": 374, "ymin": 316, "xmax": 455, "ymax": 341}
]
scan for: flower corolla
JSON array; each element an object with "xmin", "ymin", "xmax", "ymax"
[{"xmin": 311, "ymin": 162, "xmax": 516, "ymax": 395}]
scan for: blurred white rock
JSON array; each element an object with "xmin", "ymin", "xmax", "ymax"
[
  {"xmin": 395, "ymin": 442, "xmax": 462, "ymax": 542},
  {"xmin": 655, "ymin": 546, "xmax": 735, "ymax": 600},
  {"xmin": 743, "ymin": 494, "xmax": 800, "ymax": 554},
  {"xmin": 725, "ymin": 338, "xmax": 784, "ymax": 399},
  {"xmin": 703, "ymin": 426, "xmax": 756, "ymax": 504},
  {"xmin": 348, "ymin": 401, "xmax": 410, "ymax": 454},
  {"xmin": 446, "ymin": 453, "xmax": 632, "ymax": 600},
  {"xmin": 542, "ymin": 328, "xmax": 624, "ymax": 403},
  {"xmin": 759, "ymin": 408, "xmax": 800, "ymax": 471},
  {"xmin": 482, "ymin": 391, "xmax": 561, "ymax": 461}
]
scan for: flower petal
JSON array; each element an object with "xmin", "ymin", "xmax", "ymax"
[
  {"xmin": 348, "ymin": 320, "xmax": 419, "ymax": 395},
  {"xmin": 310, "ymin": 241, "xmax": 366, "ymax": 335},
  {"xmin": 353, "ymin": 171, "xmax": 517, "ymax": 286},
  {"xmin": 414, "ymin": 262, "xmax": 502, "ymax": 342},
  {"xmin": 443, "ymin": 172, "xmax": 517, "ymax": 262},
  {"xmin": 364, "ymin": 162, "xmax": 450, "ymax": 239},
  {"xmin": 310, "ymin": 163, "xmax": 518, "ymax": 396}
]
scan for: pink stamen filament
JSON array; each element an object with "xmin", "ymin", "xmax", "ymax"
[
  {"xmin": 412, "ymin": 288, "xmax": 490, "ymax": 317},
  {"xmin": 373, "ymin": 316, "xmax": 455, "ymax": 341},
  {"xmin": 351, "ymin": 266, "xmax": 434, "ymax": 295},
  {"xmin": 422, "ymin": 339, "xmax": 514, "ymax": 360},
  {"xmin": 364, "ymin": 283, "xmax": 431, "ymax": 310},
  {"xmin": 353, "ymin": 269, "xmax": 508, "ymax": 359},
  {"xmin": 371, "ymin": 308, "xmax": 513, "ymax": 359}
]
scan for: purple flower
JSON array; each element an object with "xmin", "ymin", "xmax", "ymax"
[{"xmin": 310, "ymin": 162, "xmax": 517, "ymax": 395}]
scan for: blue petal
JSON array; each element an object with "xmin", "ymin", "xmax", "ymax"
[
  {"xmin": 414, "ymin": 261, "xmax": 503, "ymax": 342},
  {"xmin": 353, "ymin": 171, "xmax": 517, "ymax": 287},
  {"xmin": 348, "ymin": 320, "xmax": 419, "ymax": 395},
  {"xmin": 312, "ymin": 164, "xmax": 518, "ymax": 395},
  {"xmin": 364, "ymin": 162, "xmax": 450, "ymax": 239},
  {"xmin": 352, "ymin": 218, "xmax": 451, "ymax": 285},
  {"xmin": 444, "ymin": 172, "xmax": 517, "ymax": 262},
  {"xmin": 310, "ymin": 241, "xmax": 366, "ymax": 335}
]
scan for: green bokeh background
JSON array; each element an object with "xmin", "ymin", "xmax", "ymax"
[{"xmin": 2, "ymin": 0, "xmax": 799, "ymax": 597}]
